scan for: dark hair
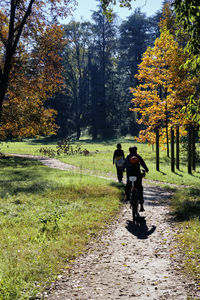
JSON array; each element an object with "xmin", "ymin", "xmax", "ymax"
[
  {"xmin": 117, "ymin": 143, "xmax": 122, "ymax": 149},
  {"xmin": 129, "ymin": 146, "xmax": 137, "ymax": 154}
]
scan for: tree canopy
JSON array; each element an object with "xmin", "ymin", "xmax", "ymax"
[
  {"xmin": 0, "ymin": 0, "xmax": 76, "ymax": 138},
  {"xmin": 173, "ymin": 0, "xmax": 200, "ymax": 71},
  {"xmin": 130, "ymin": 28, "xmax": 197, "ymax": 146}
]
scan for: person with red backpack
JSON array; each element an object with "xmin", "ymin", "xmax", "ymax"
[{"xmin": 123, "ymin": 146, "xmax": 149, "ymax": 211}]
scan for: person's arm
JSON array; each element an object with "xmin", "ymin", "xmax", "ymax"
[
  {"xmin": 139, "ymin": 155, "xmax": 149, "ymax": 172},
  {"xmin": 113, "ymin": 150, "xmax": 116, "ymax": 164},
  {"xmin": 122, "ymin": 155, "xmax": 128, "ymax": 171}
]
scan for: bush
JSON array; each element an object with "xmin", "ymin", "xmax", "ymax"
[{"xmin": 39, "ymin": 138, "xmax": 90, "ymax": 157}]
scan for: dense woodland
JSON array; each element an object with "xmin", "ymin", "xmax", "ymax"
[
  {"xmin": 0, "ymin": 0, "xmax": 200, "ymax": 145},
  {"xmin": 48, "ymin": 6, "xmax": 162, "ymax": 139}
]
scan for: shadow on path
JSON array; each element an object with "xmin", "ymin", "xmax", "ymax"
[
  {"xmin": 125, "ymin": 217, "xmax": 156, "ymax": 239},
  {"xmin": 144, "ymin": 186, "xmax": 172, "ymax": 207}
]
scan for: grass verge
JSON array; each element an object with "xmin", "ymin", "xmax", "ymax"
[
  {"xmin": 171, "ymin": 188, "xmax": 200, "ymax": 284},
  {"xmin": 0, "ymin": 156, "xmax": 123, "ymax": 299}
]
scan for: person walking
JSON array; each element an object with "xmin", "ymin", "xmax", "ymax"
[{"xmin": 113, "ymin": 143, "xmax": 125, "ymax": 182}]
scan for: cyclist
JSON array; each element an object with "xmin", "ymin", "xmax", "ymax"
[
  {"xmin": 123, "ymin": 146, "xmax": 149, "ymax": 211},
  {"xmin": 113, "ymin": 143, "xmax": 125, "ymax": 182}
]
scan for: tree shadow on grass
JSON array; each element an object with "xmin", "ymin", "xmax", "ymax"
[
  {"xmin": 126, "ymin": 217, "xmax": 156, "ymax": 239},
  {"xmin": 27, "ymin": 136, "xmax": 58, "ymax": 145},
  {"xmin": 109, "ymin": 182, "xmax": 125, "ymax": 202},
  {"xmin": 1, "ymin": 156, "xmax": 40, "ymax": 168},
  {"xmin": 170, "ymin": 188, "xmax": 200, "ymax": 221},
  {"xmin": 172, "ymin": 171, "xmax": 183, "ymax": 177},
  {"xmin": 171, "ymin": 201, "xmax": 200, "ymax": 221},
  {"xmin": 158, "ymin": 171, "xmax": 167, "ymax": 175},
  {"xmin": 0, "ymin": 157, "xmax": 47, "ymax": 197}
]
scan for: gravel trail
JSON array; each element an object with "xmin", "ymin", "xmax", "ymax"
[
  {"xmin": 44, "ymin": 185, "xmax": 198, "ymax": 300},
  {"xmin": 9, "ymin": 154, "xmax": 199, "ymax": 299}
]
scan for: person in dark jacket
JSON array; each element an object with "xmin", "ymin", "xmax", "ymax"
[
  {"xmin": 123, "ymin": 145, "xmax": 149, "ymax": 211},
  {"xmin": 113, "ymin": 143, "xmax": 125, "ymax": 182}
]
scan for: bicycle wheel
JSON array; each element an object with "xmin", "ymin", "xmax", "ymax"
[{"xmin": 130, "ymin": 189, "xmax": 139, "ymax": 222}]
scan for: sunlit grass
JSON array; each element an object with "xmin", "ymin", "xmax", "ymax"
[
  {"xmin": 1, "ymin": 138, "xmax": 200, "ymax": 186},
  {"xmin": 0, "ymin": 156, "xmax": 123, "ymax": 299},
  {"xmin": 1, "ymin": 137, "xmax": 200, "ymax": 293},
  {"xmin": 171, "ymin": 188, "xmax": 200, "ymax": 282}
]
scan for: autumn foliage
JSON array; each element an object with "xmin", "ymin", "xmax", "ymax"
[
  {"xmin": 130, "ymin": 29, "xmax": 197, "ymax": 145},
  {"xmin": 0, "ymin": 0, "xmax": 76, "ymax": 139}
]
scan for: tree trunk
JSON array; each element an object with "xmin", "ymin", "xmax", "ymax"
[
  {"xmin": 171, "ymin": 127, "xmax": 175, "ymax": 172},
  {"xmin": 0, "ymin": 69, "xmax": 11, "ymax": 122},
  {"xmin": 176, "ymin": 126, "xmax": 180, "ymax": 170},
  {"xmin": 165, "ymin": 89, "xmax": 169, "ymax": 157},
  {"xmin": 101, "ymin": 16, "xmax": 107, "ymax": 139},
  {"xmin": 156, "ymin": 127, "xmax": 159, "ymax": 171},
  {"xmin": 0, "ymin": 0, "xmax": 35, "ymax": 122},
  {"xmin": 188, "ymin": 126, "xmax": 192, "ymax": 174},
  {"xmin": 191, "ymin": 125, "xmax": 196, "ymax": 171}
]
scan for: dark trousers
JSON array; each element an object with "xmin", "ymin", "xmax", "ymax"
[
  {"xmin": 125, "ymin": 176, "xmax": 144, "ymax": 204},
  {"xmin": 116, "ymin": 166, "xmax": 123, "ymax": 182}
]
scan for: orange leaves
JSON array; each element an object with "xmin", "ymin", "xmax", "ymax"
[
  {"xmin": 0, "ymin": 95, "xmax": 58, "ymax": 139},
  {"xmin": 0, "ymin": 0, "xmax": 77, "ymax": 139},
  {"xmin": 0, "ymin": 22, "xmax": 66, "ymax": 139},
  {"xmin": 130, "ymin": 29, "xmax": 197, "ymax": 145}
]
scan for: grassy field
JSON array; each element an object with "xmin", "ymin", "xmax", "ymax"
[
  {"xmin": 0, "ymin": 155, "xmax": 123, "ymax": 299},
  {"xmin": 0, "ymin": 137, "xmax": 200, "ymax": 296},
  {"xmin": 1, "ymin": 137, "xmax": 200, "ymax": 186}
]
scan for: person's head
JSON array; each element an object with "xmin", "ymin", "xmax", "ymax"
[
  {"xmin": 129, "ymin": 146, "xmax": 137, "ymax": 154},
  {"xmin": 116, "ymin": 143, "xmax": 122, "ymax": 149}
]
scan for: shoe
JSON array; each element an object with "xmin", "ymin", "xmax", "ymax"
[
  {"xmin": 124, "ymin": 196, "xmax": 130, "ymax": 202},
  {"xmin": 139, "ymin": 205, "xmax": 145, "ymax": 212}
]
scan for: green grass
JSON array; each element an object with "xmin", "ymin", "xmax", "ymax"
[
  {"xmin": 0, "ymin": 156, "xmax": 123, "ymax": 299},
  {"xmin": 171, "ymin": 188, "xmax": 200, "ymax": 283},
  {"xmin": 1, "ymin": 137, "xmax": 200, "ymax": 294},
  {"xmin": 2, "ymin": 137, "xmax": 200, "ymax": 186}
]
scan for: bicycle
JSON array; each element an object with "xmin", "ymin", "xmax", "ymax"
[
  {"xmin": 129, "ymin": 170, "xmax": 146, "ymax": 222},
  {"xmin": 129, "ymin": 176, "xmax": 140, "ymax": 222}
]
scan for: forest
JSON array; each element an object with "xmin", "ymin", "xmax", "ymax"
[
  {"xmin": 0, "ymin": 0, "xmax": 200, "ymax": 147},
  {"xmin": 1, "ymin": 1, "xmax": 200, "ymax": 299},
  {"xmin": 49, "ymin": 5, "xmax": 162, "ymax": 140}
]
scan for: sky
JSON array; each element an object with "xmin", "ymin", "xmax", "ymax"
[{"xmin": 66, "ymin": 0, "xmax": 164, "ymax": 23}]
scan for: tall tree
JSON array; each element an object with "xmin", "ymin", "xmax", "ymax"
[
  {"xmin": 90, "ymin": 6, "xmax": 117, "ymax": 138},
  {"xmin": 173, "ymin": 0, "xmax": 200, "ymax": 72},
  {"xmin": 119, "ymin": 9, "xmax": 151, "ymax": 89},
  {"xmin": 0, "ymin": 0, "xmax": 76, "ymax": 137},
  {"xmin": 173, "ymin": 0, "xmax": 200, "ymax": 127},
  {"xmin": 0, "ymin": 24, "xmax": 66, "ymax": 138},
  {"xmin": 118, "ymin": 9, "xmax": 161, "ymax": 136},
  {"xmin": 62, "ymin": 21, "xmax": 92, "ymax": 139},
  {"xmin": 130, "ymin": 29, "xmax": 196, "ymax": 151}
]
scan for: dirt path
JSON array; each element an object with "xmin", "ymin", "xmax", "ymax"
[
  {"xmin": 43, "ymin": 185, "xmax": 198, "ymax": 300},
  {"xmin": 9, "ymin": 153, "xmax": 186, "ymax": 188},
  {"xmin": 9, "ymin": 154, "xmax": 199, "ymax": 299},
  {"xmin": 9, "ymin": 154, "xmax": 77, "ymax": 170}
]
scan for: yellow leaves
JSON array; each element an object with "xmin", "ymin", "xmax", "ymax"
[
  {"xmin": 130, "ymin": 28, "xmax": 197, "ymax": 145},
  {"xmin": 0, "ymin": 0, "xmax": 77, "ymax": 140},
  {"xmin": 0, "ymin": 87, "xmax": 58, "ymax": 139}
]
